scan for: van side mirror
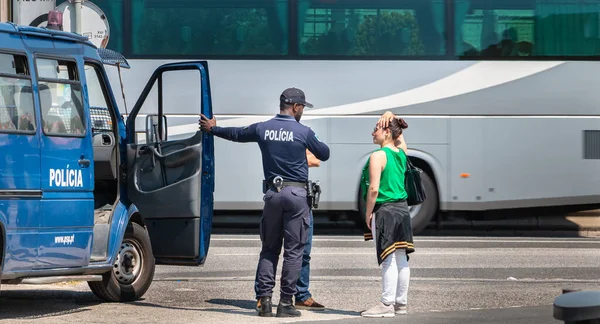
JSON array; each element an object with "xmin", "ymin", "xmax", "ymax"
[{"xmin": 145, "ymin": 114, "xmax": 167, "ymax": 144}]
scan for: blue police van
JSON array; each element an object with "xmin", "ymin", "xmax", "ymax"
[{"xmin": 0, "ymin": 22, "xmax": 215, "ymax": 301}]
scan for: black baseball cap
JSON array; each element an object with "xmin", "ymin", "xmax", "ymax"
[{"xmin": 280, "ymin": 87, "xmax": 313, "ymax": 108}]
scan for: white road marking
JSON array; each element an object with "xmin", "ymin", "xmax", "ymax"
[
  {"xmin": 210, "ymin": 237, "xmax": 600, "ymax": 244},
  {"xmin": 214, "ymin": 252, "xmax": 470, "ymax": 256},
  {"xmin": 415, "ymin": 239, "xmax": 600, "ymax": 244},
  {"xmin": 156, "ymin": 276, "xmax": 600, "ymax": 283}
]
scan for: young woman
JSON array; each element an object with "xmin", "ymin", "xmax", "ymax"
[{"xmin": 360, "ymin": 117, "xmax": 414, "ymax": 318}]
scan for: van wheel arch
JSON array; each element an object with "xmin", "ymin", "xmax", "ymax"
[
  {"xmin": 129, "ymin": 212, "xmax": 146, "ymax": 228},
  {"xmin": 88, "ymin": 222, "xmax": 155, "ymax": 302}
]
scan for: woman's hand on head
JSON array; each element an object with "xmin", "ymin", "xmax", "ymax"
[{"xmin": 377, "ymin": 111, "xmax": 395, "ymax": 128}]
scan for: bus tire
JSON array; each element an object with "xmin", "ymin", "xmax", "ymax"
[
  {"xmin": 356, "ymin": 171, "xmax": 438, "ymax": 234},
  {"xmin": 410, "ymin": 171, "xmax": 438, "ymax": 234},
  {"xmin": 88, "ymin": 222, "xmax": 156, "ymax": 302}
]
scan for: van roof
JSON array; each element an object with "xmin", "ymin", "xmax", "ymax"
[{"xmin": 0, "ymin": 22, "xmax": 95, "ymax": 47}]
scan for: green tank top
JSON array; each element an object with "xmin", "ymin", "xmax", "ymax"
[{"xmin": 360, "ymin": 147, "xmax": 408, "ymax": 204}]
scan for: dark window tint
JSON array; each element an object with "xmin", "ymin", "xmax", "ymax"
[
  {"xmin": 298, "ymin": 0, "xmax": 446, "ymax": 56},
  {"xmin": 36, "ymin": 58, "xmax": 86, "ymax": 136},
  {"xmin": 131, "ymin": 0, "xmax": 289, "ymax": 56},
  {"xmin": 455, "ymin": 0, "xmax": 600, "ymax": 57},
  {"xmin": 0, "ymin": 53, "xmax": 36, "ymax": 133}
]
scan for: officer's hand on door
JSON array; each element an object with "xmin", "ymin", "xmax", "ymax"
[{"xmin": 199, "ymin": 114, "xmax": 216, "ymax": 132}]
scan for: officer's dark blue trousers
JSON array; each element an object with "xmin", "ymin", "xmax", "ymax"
[
  {"xmin": 254, "ymin": 210, "xmax": 313, "ymax": 302},
  {"xmin": 256, "ymin": 186, "xmax": 310, "ymax": 302}
]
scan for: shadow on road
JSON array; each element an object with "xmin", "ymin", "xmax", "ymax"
[
  {"xmin": 0, "ymin": 289, "xmax": 99, "ymax": 320},
  {"xmin": 0, "ymin": 288, "xmax": 211, "ymax": 320},
  {"xmin": 205, "ymin": 298, "xmax": 360, "ymax": 317}
]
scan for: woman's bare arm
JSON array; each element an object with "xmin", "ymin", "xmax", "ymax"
[{"xmin": 366, "ymin": 150, "xmax": 386, "ymax": 229}]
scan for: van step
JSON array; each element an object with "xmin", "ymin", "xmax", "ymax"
[{"xmin": 3, "ymin": 275, "xmax": 103, "ymax": 285}]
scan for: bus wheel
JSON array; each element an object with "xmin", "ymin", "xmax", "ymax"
[
  {"xmin": 356, "ymin": 171, "xmax": 438, "ymax": 234},
  {"xmin": 409, "ymin": 172, "xmax": 438, "ymax": 234},
  {"xmin": 88, "ymin": 222, "xmax": 156, "ymax": 302}
]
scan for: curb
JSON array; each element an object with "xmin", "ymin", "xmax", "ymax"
[
  {"xmin": 212, "ymin": 212, "xmax": 600, "ymax": 237},
  {"xmin": 423, "ymin": 214, "xmax": 600, "ymax": 237}
]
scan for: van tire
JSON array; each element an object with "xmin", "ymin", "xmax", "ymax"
[
  {"xmin": 356, "ymin": 171, "xmax": 438, "ymax": 235},
  {"xmin": 88, "ymin": 222, "xmax": 156, "ymax": 302}
]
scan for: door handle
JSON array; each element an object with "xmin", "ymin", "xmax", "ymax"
[{"xmin": 78, "ymin": 156, "xmax": 90, "ymax": 168}]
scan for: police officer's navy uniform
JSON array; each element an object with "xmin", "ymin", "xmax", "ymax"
[{"xmin": 207, "ymin": 88, "xmax": 330, "ymax": 317}]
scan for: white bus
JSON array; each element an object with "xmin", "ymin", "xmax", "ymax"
[{"xmin": 80, "ymin": 0, "xmax": 600, "ymax": 233}]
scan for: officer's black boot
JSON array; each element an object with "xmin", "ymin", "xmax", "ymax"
[
  {"xmin": 276, "ymin": 298, "xmax": 301, "ymax": 317},
  {"xmin": 258, "ymin": 296, "xmax": 273, "ymax": 317}
]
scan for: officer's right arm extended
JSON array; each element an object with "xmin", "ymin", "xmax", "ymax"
[
  {"xmin": 210, "ymin": 124, "xmax": 259, "ymax": 142},
  {"xmin": 199, "ymin": 114, "xmax": 259, "ymax": 142},
  {"xmin": 306, "ymin": 129, "xmax": 330, "ymax": 162}
]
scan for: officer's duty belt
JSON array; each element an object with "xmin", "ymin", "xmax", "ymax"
[
  {"xmin": 277, "ymin": 181, "xmax": 307, "ymax": 188},
  {"xmin": 263, "ymin": 180, "xmax": 307, "ymax": 191}
]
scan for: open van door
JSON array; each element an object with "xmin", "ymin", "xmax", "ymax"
[{"xmin": 125, "ymin": 62, "xmax": 214, "ymax": 266}]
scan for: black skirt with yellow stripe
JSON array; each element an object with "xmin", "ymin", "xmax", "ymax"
[{"xmin": 363, "ymin": 200, "xmax": 414, "ymax": 265}]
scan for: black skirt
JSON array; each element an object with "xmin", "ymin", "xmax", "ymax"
[{"xmin": 363, "ymin": 200, "xmax": 415, "ymax": 265}]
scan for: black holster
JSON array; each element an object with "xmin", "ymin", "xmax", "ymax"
[{"xmin": 307, "ymin": 180, "xmax": 322, "ymax": 209}]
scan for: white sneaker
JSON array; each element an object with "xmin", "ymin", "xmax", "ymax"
[
  {"xmin": 360, "ymin": 302, "xmax": 395, "ymax": 318},
  {"xmin": 394, "ymin": 304, "xmax": 407, "ymax": 315}
]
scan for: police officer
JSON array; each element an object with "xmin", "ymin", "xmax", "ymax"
[{"xmin": 199, "ymin": 88, "xmax": 330, "ymax": 318}]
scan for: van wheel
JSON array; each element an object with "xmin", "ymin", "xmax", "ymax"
[
  {"xmin": 356, "ymin": 171, "xmax": 438, "ymax": 234},
  {"xmin": 88, "ymin": 222, "xmax": 156, "ymax": 302}
]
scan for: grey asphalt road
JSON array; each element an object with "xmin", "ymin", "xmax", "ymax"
[{"xmin": 1, "ymin": 235, "xmax": 600, "ymax": 323}]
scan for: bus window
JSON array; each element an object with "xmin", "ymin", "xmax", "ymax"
[
  {"xmin": 455, "ymin": 0, "xmax": 600, "ymax": 58},
  {"xmin": 0, "ymin": 53, "xmax": 36, "ymax": 133},
  {"xmin": 35, "ymin": 58, "xmax": 86, "ymax": 136},
  {"xmin": 130, "ymin": 0, "xmax": 289, "ymax": 57},
  {"xmin": 298, "ymin": 0, "xmax": 446, "ymax": 57}
]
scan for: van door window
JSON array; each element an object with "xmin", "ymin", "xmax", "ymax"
[
  {"xmin": 84, "ymin": 62, "xmax": 118, "ymax": 205},
  {"xmin": 0, "ymin": 53, "xmax": 36, "ymax": 133},
  {"xmin": 84, "ymin": 63, "xmax": 113, "ymax": 134},
  {"xmin": 35, "ymin": 58, "xmax": 86, "ymax": 136}
]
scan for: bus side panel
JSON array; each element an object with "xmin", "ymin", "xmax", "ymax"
[
  {"xmin": 329, "ymin": 117, "xmax": 381, "ymax": 210},
  {"xmin": 328, "ymin": 117, "xmax": 449, "ymax": 211},
  {"xmin": 213, "ymin": 138, "xmax": 264, "ymax": 210},
  {"xmin": 482, "ymin": 117, "xmax": 600, "ymax": 209},
  {"xmin": 448, "ymin": 118, "xmax": 486, "ymax": 210},
  {"xmin": 298, "ymin": 118, "xmax": 331, "ymax": 208},
  {"xmin": 401, "ymin": 117, "xmax": 450, "ymax": 208}
]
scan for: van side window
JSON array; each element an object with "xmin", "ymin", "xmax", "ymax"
[
  {"xmin": 0, "ymin": 53, "xmax": 36, "ymax": 133},
  {"xmin": 35, "ymin": 58, "xmax": 86, "ymax": 136},
  {"xmin": 84, "ymin": 63, "xmax": 112, "ymax": 134}
]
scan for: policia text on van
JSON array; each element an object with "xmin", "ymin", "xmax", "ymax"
[{"xmin": 0, "ymin": 22, "xmax": 216, "ymax": 302}]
